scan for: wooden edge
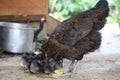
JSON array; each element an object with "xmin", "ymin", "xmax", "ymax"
[{"xmin": 0, "ymin": 15, "xmax": 47, "ymax": 22}]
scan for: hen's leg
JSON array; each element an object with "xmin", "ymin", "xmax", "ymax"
[{"xmin": 62, "ymin": 60, "xmax": 79, "ymax": 77}]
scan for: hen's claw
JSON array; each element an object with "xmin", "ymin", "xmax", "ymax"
[{"xmin": 62, "ymin": 60, "xmax": 79, "ymax": 77}]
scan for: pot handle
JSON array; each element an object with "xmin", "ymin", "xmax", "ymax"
[{"xmin": 33, "ymin": 18, "xmax": 45, "ymax": 42}]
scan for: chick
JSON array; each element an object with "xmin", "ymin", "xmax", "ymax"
[
  {"xmin": 30, "ymin": 59, "xmax": 44, "ymax": 73},
  {"xmin": 21, "ymin": 53, "xmax": 35, "ymax": 71},
  {"xmin": 43, "ymin": 52, "xmax": 63, "ymax": 75}
]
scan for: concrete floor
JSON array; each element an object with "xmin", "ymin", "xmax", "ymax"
[{"xmin": 0, "ymin": 23, "xmax": 120, "ymax": 80}]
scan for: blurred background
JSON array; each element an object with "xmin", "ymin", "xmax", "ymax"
[
  {"xmin": 49, "ymin": 0, "xmax": 120, "ymax": 23},
  {"xmin": 48, "ymin": 0, "xmax": 120, "ymax": 54}
]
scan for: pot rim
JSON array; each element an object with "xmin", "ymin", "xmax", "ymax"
[{"xmin": 0, "ymin": 22, "xmax": 38, "ymax": 30}]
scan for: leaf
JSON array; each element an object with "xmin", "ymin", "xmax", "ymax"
[{"xmin": 55, "ymin": 3, "xmax": 63, "ymax": 12}]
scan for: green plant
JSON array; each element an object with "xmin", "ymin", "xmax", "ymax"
[{"xmin": 49, "ymin": 0, "xmax": 120, "ymax": 23}]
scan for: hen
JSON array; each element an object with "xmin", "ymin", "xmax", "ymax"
[{"xmin": 41, "ymin": 0, "xmax": 109, "ymax": 76}]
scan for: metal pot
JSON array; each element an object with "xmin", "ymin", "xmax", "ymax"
[{"xmin": 0, "ymin": 18, "xmax": 45, "ymax": 53}]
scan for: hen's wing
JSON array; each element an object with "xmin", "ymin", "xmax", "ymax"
[{"xmin": 51, "ymin": 15, "xmax": 93, "ymax": 47}]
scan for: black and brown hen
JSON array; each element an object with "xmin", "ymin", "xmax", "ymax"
[{"xmin": 41, "ymin": 0, "xmax": 109, "ymax": 76}]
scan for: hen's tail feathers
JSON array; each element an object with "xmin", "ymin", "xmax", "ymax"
[
  {"xmin": 91, "ymin": 0, "xmax": 109, "ymax": 31},
  {"xmin": 95, "ymin": 0, "xmax": 108, "ymax": 8}
]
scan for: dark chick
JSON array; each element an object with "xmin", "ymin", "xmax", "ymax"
[
  {"xmin": 41, "ymin": 0, "xmax": 109, "ymax": 77},
  {"xmin": 29, "ymin": 54, "xmax": 45, "ymax": 73},
  {"xmin": 21, "ymin": 53, "xmax": 36, "ymax": 71},
  {"xmin": 21, "ymin": 53, "xmax": 44, "ymax": 73},
  {"xmin": 42, "ymin": 51, "xmax": 63, "ymax": 74},
  {"xmin": 30, "ymin": 59, "xmax": 44, "ymax": 74}
]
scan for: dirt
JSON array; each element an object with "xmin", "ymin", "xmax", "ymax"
[
  {"xmin": 0, "ymin": 53, "xmax": 120, "ymax": 80},
  {"xmin": 0, "ymin": 23, "xmax": 120, "ymax": 80}
]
